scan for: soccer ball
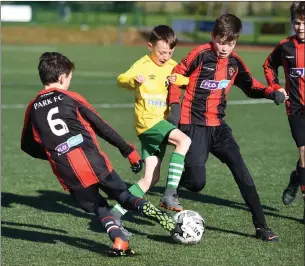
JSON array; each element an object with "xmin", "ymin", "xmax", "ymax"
[{"xmin": 171, "ymin": 210, "xmax": 205, "ymax": 245}]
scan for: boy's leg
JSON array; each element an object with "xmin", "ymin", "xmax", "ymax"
[
  {"xmin": 297, "ymin": 155, "xmax": 305, "ymax": 224},
  {"xmin": 282, "ymin": 161, "xmax": 300, "ymax": 205},
  {"xmin": 100, "ymin": 170, "xmax": 175, "ymax": 231},
  {"xmin": 69, "ymin": 184, "xmax": 134, "ymax": 256},
  {"xmin": 178, "ymin": 124, "xmax": 211, "ymax": 192},
  {"xmin": 111, "ymin": 181, "xmax": 146, "ymax": 217},
  {"xmin": 160, "ymin": 128, "xmax": 192, "ymax": 211},
  {"xmin": 211, "ymin": 123, "xmax": 279, "ymax": 242},
  {"xmin": 111, "ymin": 120, "xmax": 184, "ymax": 212},
  {"xmin": 284, "ymin": 116, "xmax": 305, "ymax": 206},
  {"xmin": 110, "ymin": 156, "xmax": 161, "ymax": 232},
  {"xmin": 111, "ymin": 121, "xmax": 169, "ymax": 218}
]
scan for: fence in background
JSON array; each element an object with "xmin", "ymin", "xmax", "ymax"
[{"xmin": 2, "ymin": 1, "xmax": 293, "ymax": 45}]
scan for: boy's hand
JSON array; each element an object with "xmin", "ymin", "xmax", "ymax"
[
  {"xmin": 269, "ymin": 90, "xmax": 286, "ymax": 105},
  {"xmin": 168, "ymin": 74, "xmax": 177, "ymax": 84},
  {"xmin": 127, "ymin": 149, "xmax": 143, "ymax": 174},
  {"xmin": 277, "ymin": 88, "xmax": 289, "ymax": 100},
  {"xmin": 134, "ymin": 75, "xmax": 145, "ymax": 84},
  {"xmin": 168, "ymin": 73, "xmax": 189, "ymax": 86}
]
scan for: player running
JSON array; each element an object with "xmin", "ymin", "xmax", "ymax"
[
  {"xmin": 263, "ymin": 1, "xmax": 305, "ymax": 220},
  {"xmin": 168, "ymin": 14, "xmax": 286, "ymax": 242},
  {"xmin": 21, "ymin": 52, "xmax": 175, "ymax": 256},
  {"xmin": 110, "ymin": 25, "xmax": 191, "ymax": 235}
]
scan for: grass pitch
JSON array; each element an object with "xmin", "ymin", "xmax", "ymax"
[{"xmin": 1, "ymin": 44, "xmax": 304, "ymax": 266}]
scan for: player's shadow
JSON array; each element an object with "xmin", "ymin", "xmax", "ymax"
[
  {"xmin": 1, "ymin": 221, "xmax": 68, "ymax": 234},
  {"xmin": 2, "ymin": 190, "xmax": 157, "ymax": 235},
  {"xmin": 1, "ymin": 221, "xmax": 110, "ymax": 255},
  {"xmin": 143, "ymin": 184, "xmax": 303, "ymax": 223},
  {"xmin": 2, "ymin": 190, "xmax": 90, "ymax": 219},
  {"xmin": 147, "ymin": 225, "xmax": 255, "ymax": 244},
  {"xmin": 143, "ymin": 184, "xmax": 278, "ymax": 211}
]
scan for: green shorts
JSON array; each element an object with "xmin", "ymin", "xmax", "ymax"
[{"xmin": 138, "ymin": 120, "xmax": 176, "ymax": 160}]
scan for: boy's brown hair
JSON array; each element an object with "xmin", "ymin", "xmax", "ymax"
[
  {"xmin": 290, "ymin": 1, "xmax": 305, "ymax": 22},
  {"xmin": 213, "ymin": 14, "xmax": 242, "ymax": 42},
  {"xmin": 149, "ymin": 25, "xmax": 177, "ymax": 49},
  {"xmin": 38, "ymin": 52, "xmax": 75, "ymax": 85}
]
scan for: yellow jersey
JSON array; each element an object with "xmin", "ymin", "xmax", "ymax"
[{"xmin": 117, "ymin": 55, "xmax": 188, "ymax": 135}]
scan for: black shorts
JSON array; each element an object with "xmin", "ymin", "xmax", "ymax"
[
  {"xmin": 288, "ymin": 115, "xmax": 305, "ymax": 148},
  {"xmin": 70, "ymin": 170, "xmax": 128, "ymax": 209},
  {"xmin": 179, "ymin": 122, "xmax": 240, "ymax": 167}
]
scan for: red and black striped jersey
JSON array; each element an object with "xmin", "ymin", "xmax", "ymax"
[
  {"xmin": 263, "ymin": 35, "xmax": 305, "ymax": 116},
  {"xmin": 169, "ymin": 42, "xmax": 273, "ymax": 126},
  {"xmin": 21, "ymin": 88, "xmax": 134, "ymax": 190}
]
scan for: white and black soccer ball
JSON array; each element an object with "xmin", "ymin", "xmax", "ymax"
[{"xmin": 171, "ymin": 210, "xmax": 205, "ymax": 245}]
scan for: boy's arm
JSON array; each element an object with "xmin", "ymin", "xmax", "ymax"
[
  {"xmin": 78, "ymin": 105, "xmax": 135, "ymax": 157},
  {"xmin": 77, "ymin": 103, "xmax": 142, "ymax": 172},
  {"xmin": 234, "ymin": 54, "xmax": 276, "ymax": 98},
  {"xmin": 172, "ymin": 73, "xmax": 189, "ymax": 86},
  {"xmin": 117, "ymin": 63, "xmax": 141, "ymax": 91},
  {"xmin": 21, "ymin": 101, "xmax": 48, "ymax": 160},
  {"xmin": 233, "ymin": 55, "xmax": 285, "ymax": 104},
  {"xmin": 169, "ymin": 48, "xmax": 204, "ymax": 104},
  {"xmin": 168, "ymin": 49, "xmax": 204, "ymax": 126},
  {"xmin": 263, "ymin": 44, "xmax": 283, "ymax": 90}
]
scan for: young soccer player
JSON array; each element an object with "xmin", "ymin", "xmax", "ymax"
[
  {"xmin": 168, "ymin": 14, "xmax": 287, "ymax": 242},
  {"xmin": 263, "ymin": 1, "xmax": 305, "ymax": 219},
  {"xmin": 21, "ymin": 52, "xmax": 176, "ymax": 256},
  {"xmin": 110, "ymin": 25, "xmax": 191, "ymax": 234}
]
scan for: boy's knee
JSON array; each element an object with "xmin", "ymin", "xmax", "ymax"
[
  {"xmin": 186, "ymin": 181, "xmax": 206, "ymax": 193},
  {"xmin": 182, "ymin": 135, "xmax": 192, "ymax": 148},
  {"xmin": 182, "ymin": 166, "xmax": 206, "ymax": 192},
  {"xmin": 172, "ymin": 130, "xmax": 192, "ymax": 149}
]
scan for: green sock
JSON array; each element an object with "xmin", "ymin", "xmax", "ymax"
[
  {"xmin": 166, "ymin": 152, "xmax": 185, "ymax": 189},
  {"xmin": 129, "ymin": 183, "xmax": 145, "ymax": 198},
  {"xmin": 111, "ymin": 183, "xmax": 145, "ymax": 216}
]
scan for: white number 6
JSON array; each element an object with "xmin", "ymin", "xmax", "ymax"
[{"xmin": 47, "ymin": 107, "xmax": 69, "ymax": 136}]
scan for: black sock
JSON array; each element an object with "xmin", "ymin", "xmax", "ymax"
[
  {"xmin": 96, "ymin": 207, "xmax": 127, "ymax": 242},
  {"xmin": 290, "ymin": 160, "xmax": 301, "ymax": 186},
  {"xmin": 297, "ymin": 164, "xmax": 305, "ymax": 199},
  {"xmin": 239, "ymin": 184, "xmax": 267, "ymax": 228},
  {"xmin": 225, "ymin": 154, "xmax": 267, "ymax": 229},
  {"xmin": 117, "ymin": 190, "xmax": 147, "ymax": 211},
  {"xmin": 100, "ymin": 216, "xmax": 127, "ymax": 242}
]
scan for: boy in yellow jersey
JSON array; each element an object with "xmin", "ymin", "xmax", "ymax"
[{"xmin": 110, "ymin": 25, "xmax": 191, "ymax": 234}]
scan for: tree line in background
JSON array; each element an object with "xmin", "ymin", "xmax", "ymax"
[{"xmin": 6, "ymin": 1, "xmax": 291, "ymax": 18}]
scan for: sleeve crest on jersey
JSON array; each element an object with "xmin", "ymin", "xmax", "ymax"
[{"xmin": 228, "ymin": 67, "xmax": 236, "ymax": 77}]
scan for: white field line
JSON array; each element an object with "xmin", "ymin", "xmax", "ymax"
[
  {"xmin": 2, "ymin": 45, "xmax": 59, "ymax": 52},
  {"xmin": 2, "ymin": 68, "xmax": 284, "ymax": 109},
  {"xmin": 2, "ymin": 68, "xmax": 117, "ymax": 78},
  {"xmin": 2, "ymin": 68, "xmax": 286, "ymax": 82},
  {"xmin": 4, "ymin": 80, "xmax": 115, "ymax": 86},
  {"xmin": 1, "ymin": 99, "xmax": 274, "ymax": 109}
]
